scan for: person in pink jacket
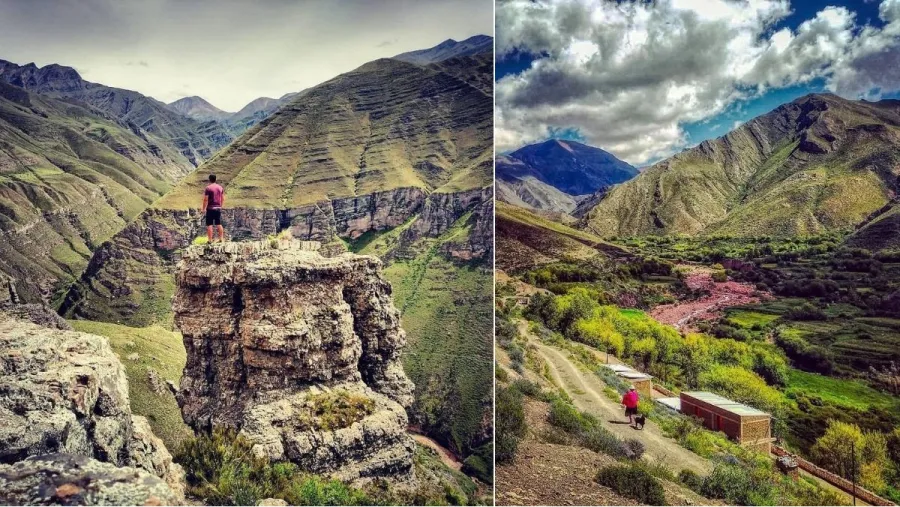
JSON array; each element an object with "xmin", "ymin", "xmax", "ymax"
[{"xmin": 622, "ymin": 385, "xmax": 639, "ymax": 427}]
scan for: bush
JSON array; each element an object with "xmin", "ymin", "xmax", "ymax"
[
  {"xmin": 596, "ymin": 464, "xmax": 667, "ymax": 505},
  {"xmin": 496, "ymin": 386, "xmax": 527, "ymax": 464},
  {"xmin": 175, "ymin": 429, "xmax": 376, "ymax": 505},
  {"xmin": 678, "ymin": 469, "xmax": 704, "ymax": 493},
  {"xmin": 621, "ymin": 438, "xmax": 645, "ymax": 460},
  {"xmin": 700, "ymin": 462, "xmax": 754, "ymax": 505}
]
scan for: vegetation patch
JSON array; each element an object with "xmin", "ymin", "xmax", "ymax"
[
  {"xmin": 296, "ymin": 390, "xmax": 375, "ymax": 432},
  {"xmin": 595, "ymin": 464, "xmax": 667, "ymax": 505}
]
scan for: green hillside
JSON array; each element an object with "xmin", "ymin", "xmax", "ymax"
[
  {"xmin": 156, "ymin": 56, "xmax": 492, "ymax": 210},
  {"xmin": 0, "ymin": 81, "xmax": 193, "ymax": 303},
  {"xmin": 583, "ymin": 94, "xmax": 900, "ymax": 238}
]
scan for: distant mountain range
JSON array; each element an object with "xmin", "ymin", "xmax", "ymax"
[
  {"xmin": 167, "ymin": 92, "xmax": 300, "ymax": 125},
  {"xmin": 393, "ymin": 34, "xmax": 492, "ymax": 65},
  {"xmin": 0, "ymin": 59, "xmax": 231, "ymax": 166},
  {"xmin": 496, "ymin": 139, "xmax": 638, "ymax": 215},
  {"xmin": 582, "ymin": 93, "xmax": 900, "ymax": 240}
]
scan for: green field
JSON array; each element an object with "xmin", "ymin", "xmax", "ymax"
[{"xmin": 785, "ymin": 369, "xmax": 900, "ymax": 413}]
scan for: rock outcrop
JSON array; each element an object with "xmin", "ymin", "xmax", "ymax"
[
  {"xmin": 173, "ymin": 240, "xmax": 416, "ymax": 485},
  {"xmin": 0, "ymin": 454, "xmax": 179, "ymax": 506},
  {"xmin": 0, "ymin": 314, "xmax": 184, "ymax": 499}
]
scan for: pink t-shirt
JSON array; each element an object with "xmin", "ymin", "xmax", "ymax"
[
  {"xmin": 205, "ymin": 183, "xmax": 224, "ymax": 209},
  {"xmin": 622, "ymin": 391, "xmax": 639, "ymax": 408}
]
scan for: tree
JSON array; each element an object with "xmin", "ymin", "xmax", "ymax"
[
  {"xmin": 698, "ymin": 365, "xmax": 783, "ymax": 414},
  {"xmin": 678, "ymin": 333, "xmax": 711, "ymax": 388},
  {"xmin": 811, "ymin": 421, "xmax": 889, "ymax": 490}
]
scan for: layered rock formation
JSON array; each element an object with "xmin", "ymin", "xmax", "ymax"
[
  {"xmin": 0, "ymin": 314, "xmax": 184, "ymax": 499},
  {"xmin": 173, "ymin": 240, "xmax": 415, "ymax": 485}
]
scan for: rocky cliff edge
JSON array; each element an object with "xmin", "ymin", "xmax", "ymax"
[{"xmin": 173, "ymin": 239, "xmax": 416, "ymax": 485}]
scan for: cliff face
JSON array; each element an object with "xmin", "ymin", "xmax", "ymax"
[
  {"xmin": 61, "ymin": 186, "xmax": 489, "ymax": 325},
  {"xmin": 0, "ymin": 313, "xmax": 184, "ymax": 499},
  {"xmin": 173, "ymin": 240, "xmax": 415, "ymax": 484}
]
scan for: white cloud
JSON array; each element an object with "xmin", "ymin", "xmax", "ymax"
[{"xmin": 496, "ymin": 0, "xmax": 900, "ymax": 164}]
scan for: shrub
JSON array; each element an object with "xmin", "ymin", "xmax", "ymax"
[
  {"xmin": 596, "ymin": 464, "xmax": 667, "ymax": 505},
  {"xmin": 496, "ymin": 386, "xmax": 527, "ymax": 464},
  {"xmin": 700, "ymin": 462, "xmax": 754, "ymax": 504},
  {"xmin": 175, "ymin": 429, "xmax": 375, "ymax": 505},
  {"xmin": 678, "ymin": 469, "xmax": 704, "ymax": 493},
  {"xmin": 621, "ymin": 438, "xmax": 645, "ymax": 460}
]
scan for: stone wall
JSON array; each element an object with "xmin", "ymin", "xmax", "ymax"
[{"xmin": 772, "ymin": 445, "xmax": 894, "ymax": 506}]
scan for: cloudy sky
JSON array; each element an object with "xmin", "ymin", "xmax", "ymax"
[
  {"xmin": 0, "ymin": 0, "xmax": 493, "ymax": 111},
  {"xmin": 496, "ymin": 0, "xmax": 900, "ymax": 166}
]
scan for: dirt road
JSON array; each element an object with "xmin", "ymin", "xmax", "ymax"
[{"xmin": 518, "ymin": 321, "xmax": 712, "ymax": 475}]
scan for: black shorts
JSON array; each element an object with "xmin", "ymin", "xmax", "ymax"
[
  {"xmin": 625, "ymin": 406, "xmax": 638, "ymax": 416},
  {"xmin": 205, "ymin": 209, "xmax": 222, "ymax": 226}
]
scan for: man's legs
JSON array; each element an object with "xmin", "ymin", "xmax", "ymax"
[
  {"xmin": 217, "ymin": 224, "xmax": 225, "ymax": 242},
  {"xmin": 207, "ymin": 225, "xmax": 214, "ymax": 243}
]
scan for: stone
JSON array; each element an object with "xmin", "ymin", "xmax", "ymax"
[
  {"xmin": 257, "ymin": 499, "xmax": 288, "ymax": 506},
  {"xmin": 0, "ymin": 454, "xmax": 179, "ymax": 506},
  {"xmin": 173, "ymin": 240, "xmax": 416, "ymax": 485},
  {"xmin": 0, "ymin": 314, "xmax": 184, "ymax": 499}
]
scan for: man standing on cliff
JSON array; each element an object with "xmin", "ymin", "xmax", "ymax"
[{"xmin": 201, "ymin": 174, "xmax": 225, "ymax": 243}]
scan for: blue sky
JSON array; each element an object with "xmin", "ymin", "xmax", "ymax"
[{"xmin": 495, "ymin": 0, "xmax": 900, "ymax": 165}]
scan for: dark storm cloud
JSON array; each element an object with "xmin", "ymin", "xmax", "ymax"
[{"xmin": 0, "ymin": 0, "xmax": 493, "ymax": 111}]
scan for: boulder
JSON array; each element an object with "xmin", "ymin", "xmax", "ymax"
[
  {"xmin": 0, "ymin": 315, "xmax": 184, "ymax": 499},
  {"xmin": 0, "ymin": 454, "xmax": 178, "ymax": 506}
]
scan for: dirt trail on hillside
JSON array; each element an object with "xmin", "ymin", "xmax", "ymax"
[
  {"xmin": 651, "ymin": 267, "xmax": 767, "ymax": 331},
  {"xmin": 518, "ymin": 321, "xmax": 712, "ymax": 476},
  {"xmin": 410, "ymin": 432, "xmax": 462, "ymax": 471}
]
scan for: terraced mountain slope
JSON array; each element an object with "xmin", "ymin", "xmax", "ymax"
[
  {"xmin": 0, "ymin": 81, "xmax": 193, "ymax": 304},
  {"xmin": 61, "ymin": 49, "xmax": 494, "ymax": 475},
  {"xmin": 394, "ymin": 35, "xmax": 493, "ymax": 65},
  {"xmin": 0, "ymin": 59, "xmax": 232, "ymax": 166},
  {"xmin": 497, "ymin": 140, "xmax": 637, "ymax": 214},
  {"xmin": 583, "ymin": 94, "xmax": 900, "ymax": 238}
]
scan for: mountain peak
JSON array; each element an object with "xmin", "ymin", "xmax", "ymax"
[{"xmin": 167, "ymin": 95, "xmax": 230, "ymax": 121}]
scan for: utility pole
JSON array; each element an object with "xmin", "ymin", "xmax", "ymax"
[{"xmin": 851, "ymin": 440, "xmax": 857, "ymax": 506}]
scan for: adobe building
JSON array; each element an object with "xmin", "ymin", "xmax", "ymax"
[{"xmin": 680, "ymin": 391, "xmax": 774, "ymax": 452}]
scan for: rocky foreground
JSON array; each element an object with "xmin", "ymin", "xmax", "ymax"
[
  {"xmin": 0, "ymin": 313, "xmax": 184, "ymax": 505},
  {"xmin": 173, "ymin": 239, "xmax": 417, "ymax": 485}
]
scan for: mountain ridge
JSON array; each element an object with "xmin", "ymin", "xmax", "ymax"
[
  {"xmin": 393, "ymin": 34, "xmax": 492, "ymax": 65},
  {"xmin": 0, "ymin": 58, "xmax": 232, "ymax": 166},
  {"xmin": 496, "ymin": 139, "xmax": 637, "ymax": 214},
  {"xmin": 582, "ymin": 93, "xmax": 900, "ymax": 240}
]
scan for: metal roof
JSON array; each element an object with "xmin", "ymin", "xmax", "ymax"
[
  {"xmin": 681, "ymin": 391, "xmax": 769, "ymax": 417},
  {"xmin": 656, "ymin": 397, "xmax": 682, "ymax": 411}
]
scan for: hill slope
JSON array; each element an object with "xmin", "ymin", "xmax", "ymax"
[
  {"xmin": 0, "ymin": 81, "xmax": 193, "ymax": 304},
  {"xmin": 583, "ymin": 94, "xmax": 900, "ymax": 238},
  {"xmin": 393, "ymin": 35, "xmax": 493, "ymax": 65},
  {"xmin": 497, "ymin": 140, "xmax": 637, "ymax": 214},
  {"xmin": 156, "ymin": 56, "xmax": 491, "ymax": 210},
  {"xmin": 0, "ymin": 59, "xmax": 233, "ymax": 166},
  {"xmin": 62, "ymin": 51, "xmax": 495, "ymax": 472}
]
